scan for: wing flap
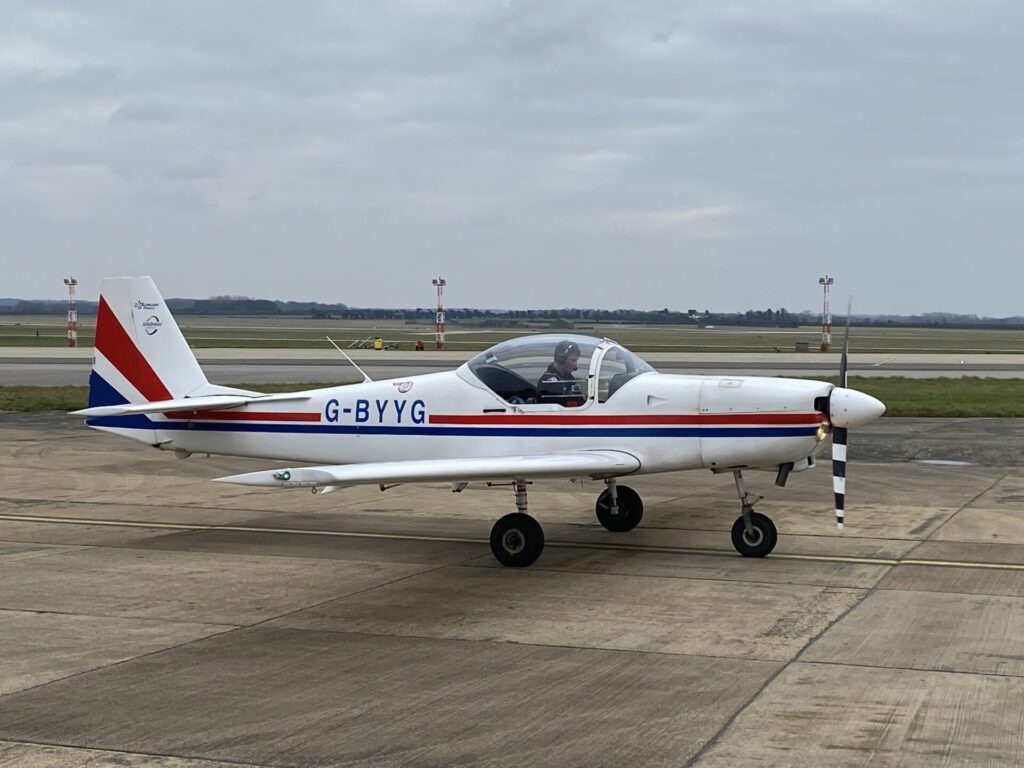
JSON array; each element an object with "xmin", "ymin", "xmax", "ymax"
[{"xmin": 215, "ymin": 450, "xmax": 641, "ymax": 489}]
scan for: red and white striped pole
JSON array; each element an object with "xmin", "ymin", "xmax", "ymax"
[
  {"xmin": 432, "ymin": 277, "xmax": 446, "ymax": 351},
  {"xmin": 818, "ymin": 275, "xmax": 833, "ymax": 352},
  {"xmin": 63, "ymin": 277, "xmax": 78, "ymax": 348}
]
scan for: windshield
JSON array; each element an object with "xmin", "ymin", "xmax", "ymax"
[
  {"xmin": 466, "ymin": 334, "xmax": 656, "ymax": 406},
  {"xmin": 467, "ymin": 334, "xmax": 598, "ymax": 407},
  {"xmin": 596, "ymin": 344, "xmax": 656, "ymax": 402}
]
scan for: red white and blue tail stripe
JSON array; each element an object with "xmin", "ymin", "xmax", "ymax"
[
  {"xmin": 79, "ymin": 277, "xmax": 272, "ymax": 440},
  {"xmin": 88, "ymin": 277, "xmax": 208, "ymax": 408}
]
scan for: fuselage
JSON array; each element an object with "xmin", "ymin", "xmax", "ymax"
[{"xmin": 94, "ymin": 367, "xmax": 833, "ymax": 477}]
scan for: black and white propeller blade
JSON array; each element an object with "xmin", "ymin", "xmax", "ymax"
[
  {"xmin": 832, "ymin": 424, "xmax": 848, "ymax": 528},
  {"xmin": 827, "ymin": 301, "xmax": 884, "ymax": 529},
  {"xmin": 834, "ymin": 304, "xmax": 850, "ymax": 528}
]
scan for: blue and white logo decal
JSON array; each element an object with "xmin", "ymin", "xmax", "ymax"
[
  {"xmin": 134, "ymin": 300, "xmax": 160, "ymax": 311},
  {"xmin": 143, "ymin": 315, "xmax": 163, "ymax": 335}
]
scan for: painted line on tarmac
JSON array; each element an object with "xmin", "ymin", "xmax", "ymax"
[
  {"xmin": 3, "ymin": 512, "xmax": 1024, "ymax": 572},
  {"xmin": 0, "ymin": 513, "xmax": 482, "ymax": 545}
]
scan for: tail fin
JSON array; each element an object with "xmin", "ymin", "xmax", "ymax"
[{"xmin": 89, "ymin": 276, "xmax": 208, "ymax": 408}]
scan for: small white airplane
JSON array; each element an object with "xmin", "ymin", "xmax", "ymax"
[{"xmin": 75, "ymin": 277, "xmax": 885, "ymax": 567}]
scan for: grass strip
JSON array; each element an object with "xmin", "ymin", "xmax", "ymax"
[
  {"xmin": 797, "ymin": 376, "xmax": 1024, "ymax": 417},
  {"xmin": 1, "ymin": 377, "xmax": 1021, "ymax": 417},
  {"xmin": 0, "ymin": 386, "xmax": 92, "ymax": 413}
]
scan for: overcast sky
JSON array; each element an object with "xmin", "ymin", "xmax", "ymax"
[{"xmin": 2, "ymin": 1, "xmax": 1021, "ymax": 314}]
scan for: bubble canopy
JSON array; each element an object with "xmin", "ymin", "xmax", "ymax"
[{"xmin": 463, "ymin": 334, "xmax": 655, "ymax": 406}]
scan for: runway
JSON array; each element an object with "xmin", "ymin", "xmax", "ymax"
[
  {"xmin": 4, "ymin": 348, "xmax": 1024, "ymax": 386},
  {"xmin": 2, "ymin": 413, "xmax": 1024, "ymax": 766}
]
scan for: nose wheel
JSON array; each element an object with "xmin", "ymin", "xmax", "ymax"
[
  {"xmin": 730, "ymin": 471, "xmax": 778, "ymax": 557},
  {"xmin": 730, "ymin": 511, "xmax": 777, "ymax": 557}
]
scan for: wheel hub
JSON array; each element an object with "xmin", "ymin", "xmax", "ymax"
[
  {"xmin": 742, "ymin": 527, "xmax": 764, "ymax": 547},
  {"xmin": 502, "ymin": 529, "xmax": 525, "ymax": 554}
]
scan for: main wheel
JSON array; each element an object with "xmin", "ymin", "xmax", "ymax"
[
  {"xmin": 730, "ymin": 512, "xmax": 778, "ymax": 557},
  {"xmin": 490, "ymin": 513, "xmax": 545, "ymax": 567},
  {"xmin": 596, "ymin": 485, "xmax": 644, "ymax": 532}
]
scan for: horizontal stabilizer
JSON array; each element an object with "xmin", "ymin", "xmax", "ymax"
[
  {"xmin": 215, "ymin": 450, "xmax": 641, "ymax": 490},
  {"xmin": 72, "ymin": 391, "xmax": 312, "ymax": 417}
]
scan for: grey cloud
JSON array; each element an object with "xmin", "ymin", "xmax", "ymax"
[
  {"xmin": 1, "ymin": 1, "xmax": 1022, "ymax": 314},
  {"xmin": 163, "ymin": 160, "xmax": 224, "ymax": 180},
  {"xmin": 111, "ymin": 100, "xmax": 185, "ymax": 124}
]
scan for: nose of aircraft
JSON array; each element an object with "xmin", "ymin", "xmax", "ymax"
[{"xmin": 829, "ymin": 387, "xmax": 886, "ymax": 428}]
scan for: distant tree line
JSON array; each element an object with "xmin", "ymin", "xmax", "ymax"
[{"xmin": 2, "ymin": 297, "xmax": 1022, "ymax": 329}]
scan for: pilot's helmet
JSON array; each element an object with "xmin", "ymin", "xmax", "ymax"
[{"xmin": 554, "ymin": 340, "xmax": 581, "ymax": 363}]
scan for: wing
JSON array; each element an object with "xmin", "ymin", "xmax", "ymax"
[{"xmin": 214, "ymin": 450, "xmax": 641, "ymax": 490}]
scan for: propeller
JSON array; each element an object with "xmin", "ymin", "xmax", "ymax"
[
  {"xmin": 832, "ymin": 308, "xmax": 850, "ymax": 529},
  {"xmin": 827, "ymin": 301, "xmax": 885, "ymax": 529}
]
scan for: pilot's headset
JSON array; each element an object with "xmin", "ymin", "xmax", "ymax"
[{"xmin": 553, "ymin": 340, "xmax": 581, "ymax": 364}]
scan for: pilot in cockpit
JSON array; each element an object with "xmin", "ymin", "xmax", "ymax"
[{"xmin": 537, "ymin": 340, "xmax": 583, "ymax": 406}]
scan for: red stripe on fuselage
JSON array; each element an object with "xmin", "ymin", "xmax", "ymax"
[
  {"xmin": 164, "ymin": 410, "xmax": 321, "ymax": 422},
  {"xmin": 430, "ymin": 413, "xmax": 827, "ymax": 426},
  {"xmin": 95, "ymin": 297, "xmax": 172, "ymax": 402}
]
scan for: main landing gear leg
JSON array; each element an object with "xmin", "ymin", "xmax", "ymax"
[
  {"xmin": 489, "ymin": 479, "xmax": 545, "ymax": 567},
  {"xmin": 730, "ymin": 470, "xmax": 778, "ymax": 558}
]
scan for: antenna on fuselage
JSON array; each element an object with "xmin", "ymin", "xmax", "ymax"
[{"xmin": 326, "ymin": 337, "xmax": 373, "ymax": 383}]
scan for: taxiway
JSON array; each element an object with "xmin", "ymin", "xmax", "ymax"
[
  {"xmin": 2, "ymin": 414, "xmax": 1024, "ymax": 766},
  {"xmin": 3, "ymin": 348, "xmax": 1024, "ymax": 386}
]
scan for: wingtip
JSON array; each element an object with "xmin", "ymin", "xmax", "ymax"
[{"xmin": 212, "ymin": 472, "xmax": 269, "ymax": 486}]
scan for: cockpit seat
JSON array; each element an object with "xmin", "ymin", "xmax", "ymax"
[
  {"xmin": 472, "ymin": 363, "xmax": 538, "ymax": 404},
  {"xmin": 607, "ymin": 371, "xmax": 640, "ymax": 399}
]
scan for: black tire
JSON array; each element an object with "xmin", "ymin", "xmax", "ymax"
[
  {"xmin": 730, "ymin": 512, "xmax": 778, "ymax": 557},
  {"xmin": 596, "ymin": 485, "xmax": 644, "ymax": 532},
  {"xmin": 490, "ymin": 513, "xmax": 545, "ymax": 567}
]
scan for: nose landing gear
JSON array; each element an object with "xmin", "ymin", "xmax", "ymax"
[{"xmin": 730, "ymin": 470, "xmax": 778, "ymax": 557}]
